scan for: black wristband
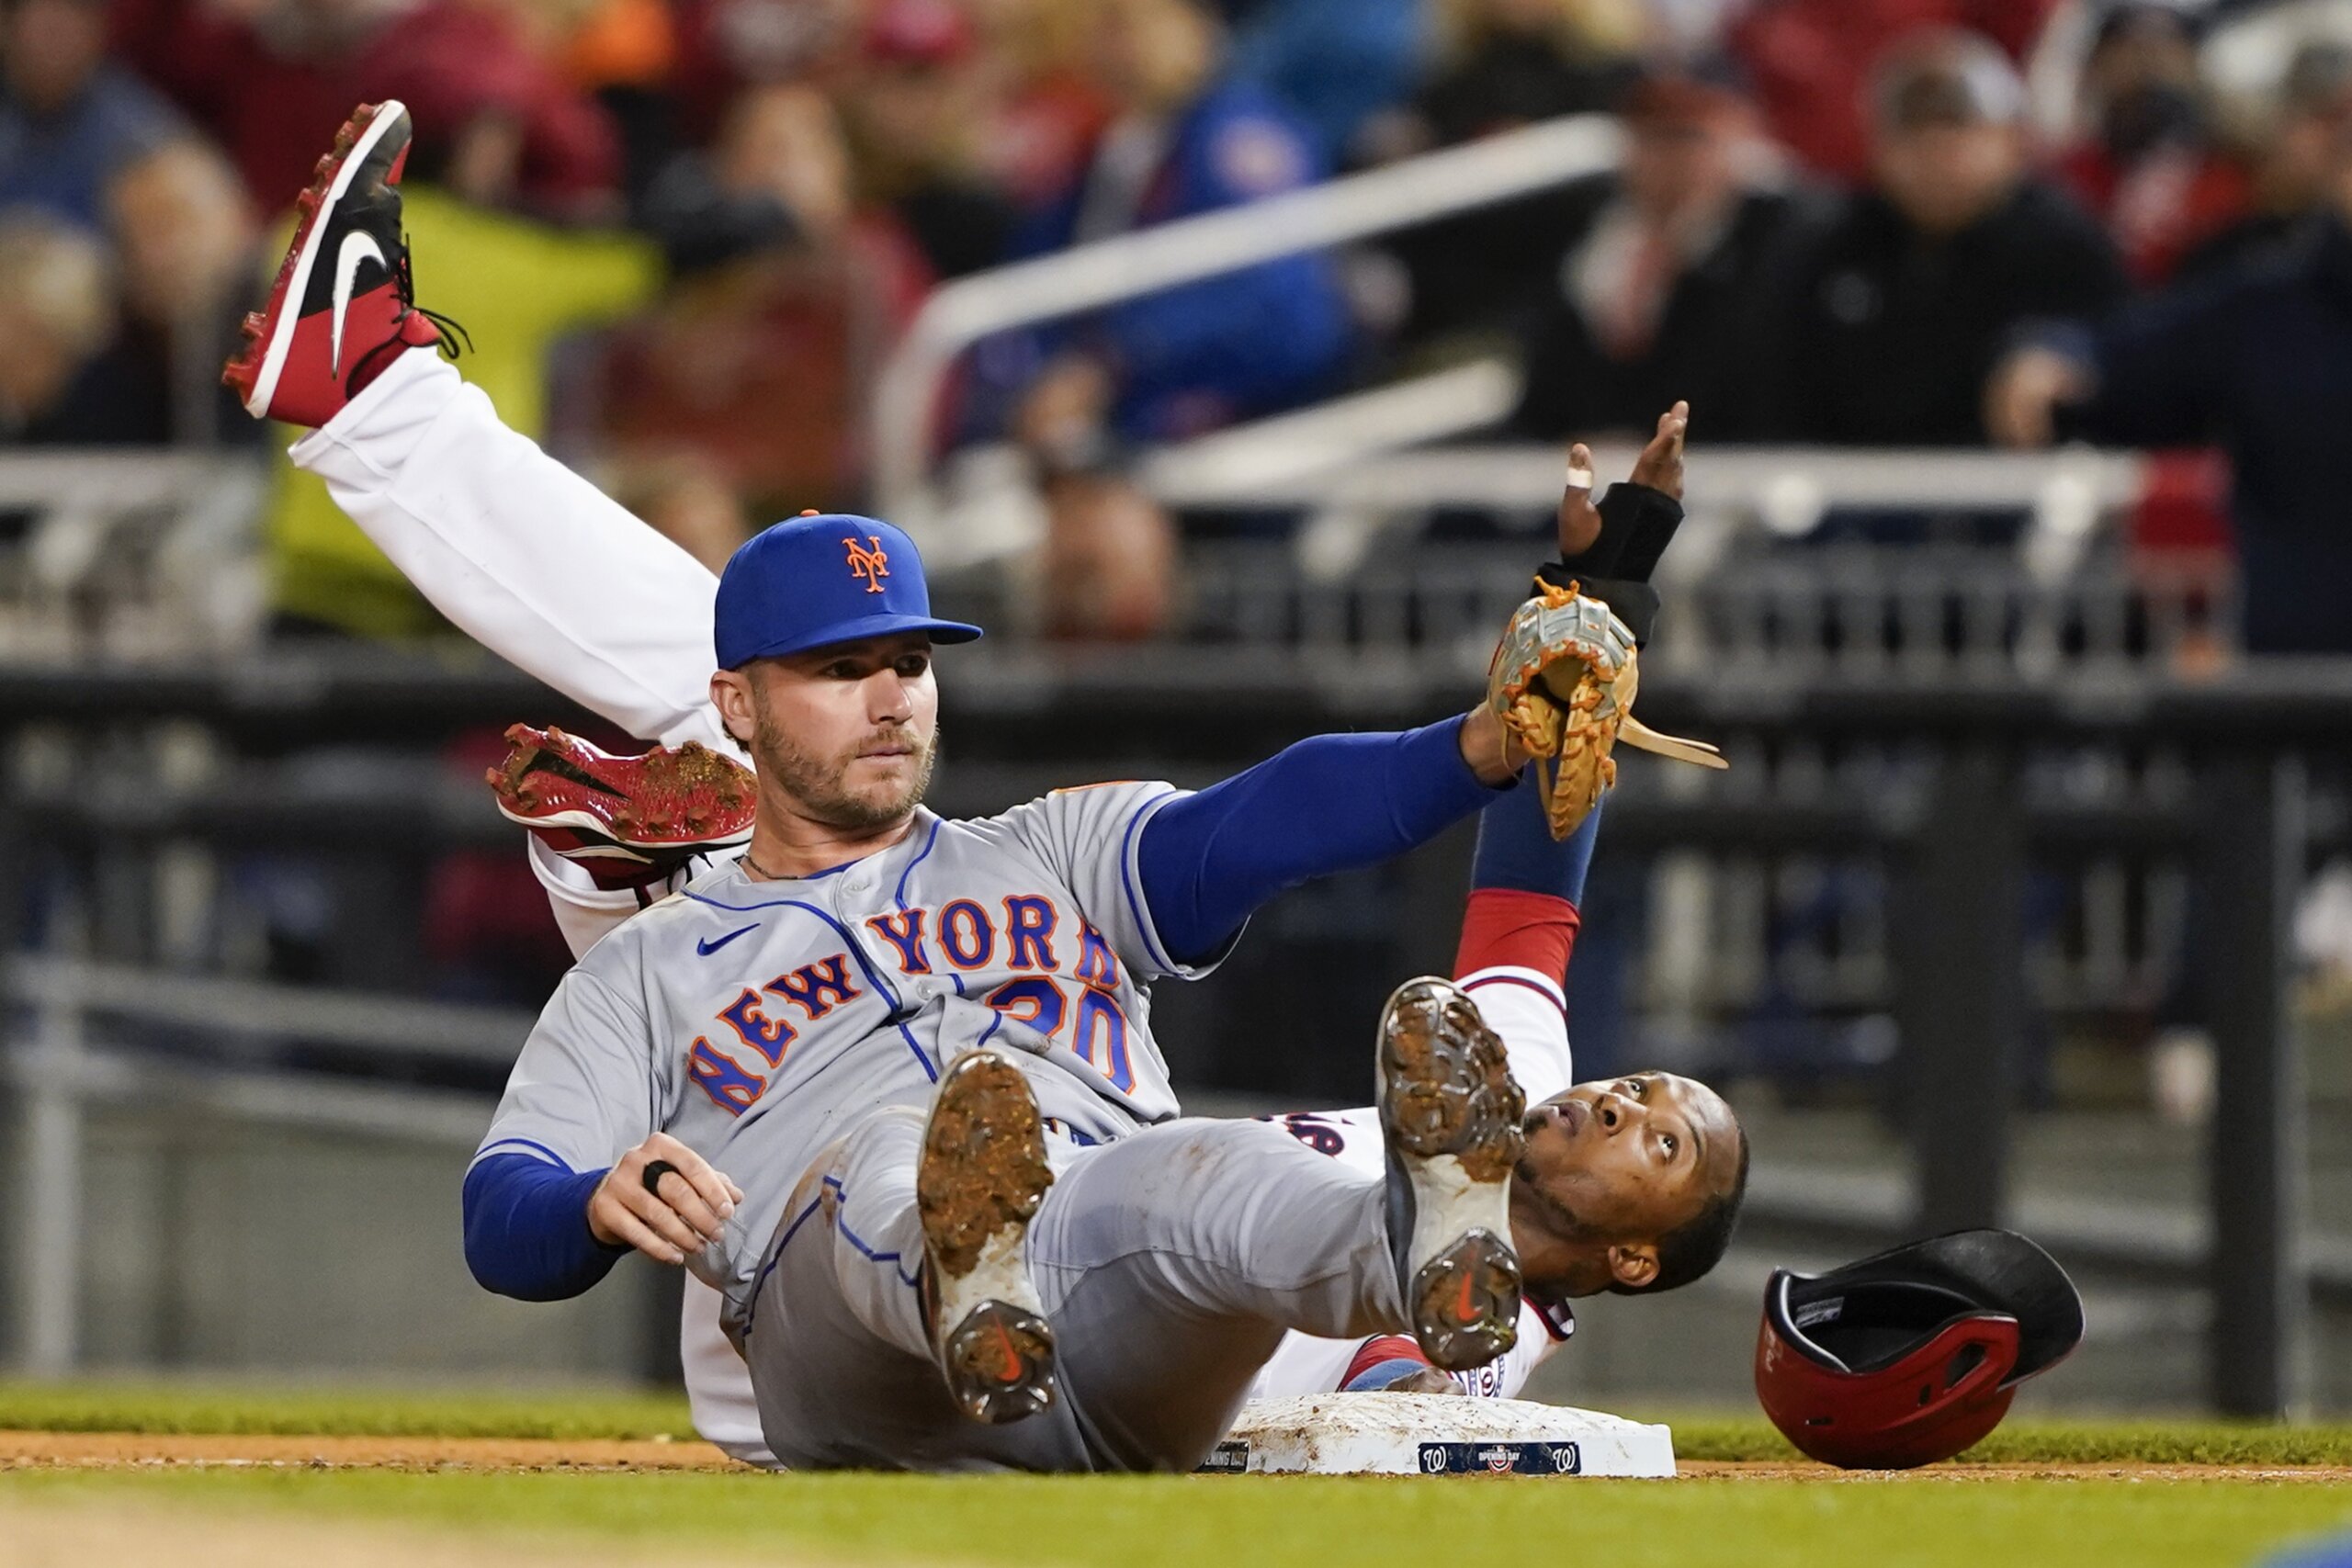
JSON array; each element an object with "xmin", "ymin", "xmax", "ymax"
[
  {"xmin": 1561, "ymin": 480, "xmax": 1680, "ymax": 580},
  {"xmin": 641, "ymin": 1158, "xmax": 681, "ymax": 1198},
  {"xmin": 1606, "ymin": 482, "xmax": 1685, "ymax": 584}
]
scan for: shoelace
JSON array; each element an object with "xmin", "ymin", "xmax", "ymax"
[
  {"xmin": 345, "ymin": 236, "xmax": 474, "ymax": 394},
  {"xmin": 394, "ymin": 240, "xmax": 474, "ymax": 360}
]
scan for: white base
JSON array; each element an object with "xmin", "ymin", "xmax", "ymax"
[{"xmin": 1201, "ymin": 1394, "xmax": 1676, "ymax": 1477}]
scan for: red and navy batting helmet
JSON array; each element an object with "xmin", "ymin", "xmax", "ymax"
[{"xmin": 1754, "ymin": 1229, "xmax": 2083, "ymax": 1470}]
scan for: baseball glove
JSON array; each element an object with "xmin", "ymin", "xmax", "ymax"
[{"xmin": 1486, "ymin": 580, "xmax": 1726, "ymax": 840}]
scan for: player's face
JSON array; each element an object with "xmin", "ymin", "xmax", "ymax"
[
  {"xmin": 1508, "ymin": 1071, "xmax": 1742, "ymax": 1295},
  {"xmin": 733, "ymin": 633, "xmax": 940, "ymax": 831}
]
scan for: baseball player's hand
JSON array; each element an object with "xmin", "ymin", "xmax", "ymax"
[
  {"xmin": 1457, "ymin": 705, "xmax": 1530, "ymax": 786},
  {"xmin": 589, "ymin": 1134, "xmax": 743, "ymax": 1265},
  {"xmin": 1628, "ymin": 400, "xmax": 1688, "ymax": 499},
  {"xmin": 1554, "ymin": 401, "xmax": 1690, "ymax": 561},
  {"xmin": 1381, "ymin": 1367, "xmax": 1466, "ymax": 1396},
  {"xmin": 1556, "ymin": 442, "xmax": 1604, "ymax": 558}
]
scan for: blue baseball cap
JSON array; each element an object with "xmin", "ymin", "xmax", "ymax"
[{"xmin": 713, "ymin": 513, "xmax": 983, "ymax": 670}]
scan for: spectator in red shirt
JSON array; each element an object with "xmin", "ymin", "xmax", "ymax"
[
  {"xmin": 1729, "ymin": 0, "xmax": 2061, "ymax": 183},
  {"xmin": 598, "ymin": 84, "xmax": 928, "ymax": 515},
  {"xmin": 2052, "ymin": 4, "xmax": 2249, "ymax": 286},
  {"xmin": 112, "ymin": 0, "xmax": 621, "ymax": 216}
]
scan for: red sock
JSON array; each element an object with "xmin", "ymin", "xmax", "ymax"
[{"xmin": 1453, "ymin": 887, "xmax": 1579, "ymax": 982}]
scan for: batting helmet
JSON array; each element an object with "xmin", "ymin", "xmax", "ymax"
[{"xmin": 1754, "ymin": 1229, "xmax": 2083, "ymax": 1470}]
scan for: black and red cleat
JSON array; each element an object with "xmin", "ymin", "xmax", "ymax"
[
  {"xmin": 1375, "ymin": 976, "xmax": 1526, "ymax": 1372},
  {"xmin": 487, "ymin": 725, "xmax": 758, "ymax": 896},
  {"xmin": 222, "ymin": 100, "xmax": 459, "ymax": 428},
  {"xmin": 918, "ymin": 1048, "xmax": 1059, "ymax": 1426}
]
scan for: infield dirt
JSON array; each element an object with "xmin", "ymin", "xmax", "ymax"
[
  {"xmin": 0, "ymin": 1495, "xmax": 842, "ymax": 1568},
  {"xmin": 4, "ymin": 1431, "xmax": 2349, "ymax": 1483}
]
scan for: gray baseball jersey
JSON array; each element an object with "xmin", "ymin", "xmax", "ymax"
[
  {"xmin": 472, "ymin": 784, "xmax": 1218, "ymax": 1330},
  {"xmin": 681, "ymin": 961, "xmax": 1584, "ymax": 1465}
]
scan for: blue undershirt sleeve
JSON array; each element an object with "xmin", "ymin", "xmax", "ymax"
[
  {"xmin": 1136, "ymin": 716, "xmax": 1504, "ymax": 965},
  {"xmin": 1473, "ymin": 771, "xmax": 1600, "ymax": 904},
  {"xmin": 462, "ymin": 1152, "xmax": 628, "ymax": 1302}
]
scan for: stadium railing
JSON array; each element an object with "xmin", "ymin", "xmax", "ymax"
[
  {"xmin": 0, "ymin": 451, "xmax": 266, "ymax": 662},
  {"xmin": 868, "ymin": 114, "xmax": 1624, "ymax": 525}
]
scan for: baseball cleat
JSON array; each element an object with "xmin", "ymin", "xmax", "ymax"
[
  {"xmin": 488, "ymin": 725, "xmax": 757, "ymax": 894},
  {"xmin": 1376, "ymin": 976, "xmax": 1526, "ymax": 1371},
  {"xmin": 917, "ymin": 1047, "xmax": 1057, "ymax": 1425},
  {"xmin": 221, "ymin": 100, "xmax": 460, "ymax": 427}
]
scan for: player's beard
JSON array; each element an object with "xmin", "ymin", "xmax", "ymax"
[
  {"xmin": 755, "ymin": 712, "xmax": 938, "ymax": 831},
  {"xmin": 1512, "ymin": 1169, "xmax": 1604, "ymax": 1247}
]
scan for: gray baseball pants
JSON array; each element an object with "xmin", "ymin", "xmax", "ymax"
[{"xmin": 741, "ymin": 1110, "xmax": 1407, "ymax": 1472}]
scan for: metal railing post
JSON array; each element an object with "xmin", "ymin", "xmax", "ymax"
[
  {"xmin": 1893, "ymin": 742, "xmax": 2028, "ymax": 1235},
  {"xmin": 868, "ymin": 115, "xmax": 1624, "ymax": 523},
  {"xmin": 17, "ymin": 939, "xmax": 84, "ymax": 1376},
  {"xmin": 2200, "ymin": 750, "xmax": 2309, "ymax": 1418}
]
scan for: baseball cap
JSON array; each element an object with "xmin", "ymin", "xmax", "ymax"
[
  {"xmin": 713, "ymin": 513, "xmax": 983, "ymax": 670},
  {"xmin": 1622, "ymin": 54, "xmax": 1752, "ymax": 126},
  {"xmin": 1869, "ymin": 29, "xmax": 2026, "ymax": 130}
]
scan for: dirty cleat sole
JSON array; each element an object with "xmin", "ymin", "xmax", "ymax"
[
  {"xmin": 487, "ymin": 725, "xmax": 758, "ymax": 848},
  {"xmin": 918, "ymin": 1048, "xmax": 1057, "ymax": 1424},
  {"xmin": 1376, "ymin": 976, "xmax": 1526, "ymax": 1371}
]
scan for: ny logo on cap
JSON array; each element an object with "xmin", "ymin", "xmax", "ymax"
[{"xmin": 843, "ymin": 535, "xmax": 890, "ymax": 594}]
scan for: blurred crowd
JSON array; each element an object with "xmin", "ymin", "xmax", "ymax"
[{"xmin": 6, "ymin": 0, "xmax": 2352, "ymax": 649}]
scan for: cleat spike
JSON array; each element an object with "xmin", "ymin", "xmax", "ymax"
[
  {"xmin": 1376, "ymin": 977, "xmax": 1526, "ymax": 1372},
  {"xmin": 919, "ymin": 1050, "xmax": 1057, "ymax": 1425},
  {"xmin": 485, "ymin": 727, "xmax": 755, "ymax": 892}
]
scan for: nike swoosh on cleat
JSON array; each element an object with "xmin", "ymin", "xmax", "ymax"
[
  {"xmin": 697, "ymin": 923, "xmax": 760, "ymax": 957},
  {"xmin": 329, "ymin": 229, "xmax": 388, "ymax": 377}
]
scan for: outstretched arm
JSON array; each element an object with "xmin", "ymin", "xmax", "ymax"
[
  {"xmin": 1135, "ymin": 712, "xmax": 1520, "ymax": 968},
  {"xmin": 1132, "ymin": 411, "xmax": 1693, "ymax": 968}
]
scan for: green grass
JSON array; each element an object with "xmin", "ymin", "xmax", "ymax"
[
  {"xmin": 4, "ymin": 1467, "xmax": 2350, "ymax": 1568},
  {"xmin": 1661, "ymin": 1412, "xmax": 2352, "ymax": 1467},
  {"xmin": 7, "ymin": 1380, "xmax": 2350, "ymax": 1467},
  {"xmin": 5, "ymin": 1382, "xmax": 2351, "ymax": 1568},
  {"xmin": 0, "ymin": 1379, "xmax": 695, "ymax": 1440}
]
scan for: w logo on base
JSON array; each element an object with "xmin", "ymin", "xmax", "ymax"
[
  {"xmin": 1418, "ymin": 1441, "xmax": 1583, "ymax": 1475},
  {"xmin": 843, "ymin": 535, "xmax": 890, "ymax": 593}
]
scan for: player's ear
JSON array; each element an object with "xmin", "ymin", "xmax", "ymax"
[
  {"xmin": 711, "ymin": 670, "xmax": 758, "ymax": 747},
  {"xmin": 1606, "ymin": 1242, "xmax": 1660, "ymax": 1291}
]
